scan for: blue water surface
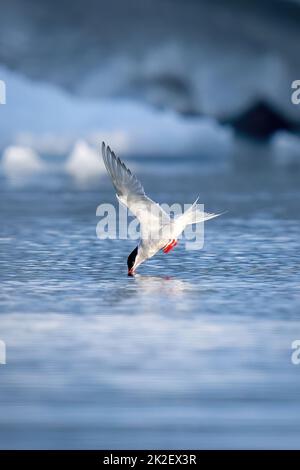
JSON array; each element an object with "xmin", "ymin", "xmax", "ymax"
[{"xmin": 0, "ymin": 159, "xmax": 300, "ymax": 449}]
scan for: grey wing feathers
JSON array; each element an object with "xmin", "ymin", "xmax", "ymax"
[
  {"xmin": 101, "ymin": 142, "xmax": 170, "ymax": 240},
  {"xmin": 101, "ymin": 142, "xmax": 145, "ymax": 197}
]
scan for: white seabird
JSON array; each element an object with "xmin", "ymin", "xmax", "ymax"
[{"xmin": 101, "ymin": 142, "xmax": 222, "ymax": 275}]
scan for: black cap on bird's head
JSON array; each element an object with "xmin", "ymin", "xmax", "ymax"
[{"xmin": 127, "ymin": 246, "xmax": 138, "ymax": 276}]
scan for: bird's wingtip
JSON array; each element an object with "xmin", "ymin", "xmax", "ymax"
[{"xmin": 101, "ymin": 141, "xmax": 107, "ymax": 159}]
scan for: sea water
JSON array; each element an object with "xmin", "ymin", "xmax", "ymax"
[{"xmin": 0, "ymin": 160, "xmax": 300, "ymax": 449}]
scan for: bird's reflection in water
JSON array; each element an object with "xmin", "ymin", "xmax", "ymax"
[
  {"xmin": 101, "ymin": 273, "xmax": 195, "ymax": 313},
  {"xmin": 131, "ymin": 273, "xmax": 193, "ymax": 297}
]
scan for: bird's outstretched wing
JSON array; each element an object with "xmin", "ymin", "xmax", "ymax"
[{"xmin": 101, "ymin": 142, "xmax": 170, "ymax": 239}]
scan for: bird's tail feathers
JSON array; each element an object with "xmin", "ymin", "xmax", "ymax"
[{"xmin": 176, "ymin": 198, "xmax": 225, "ymax": 226}]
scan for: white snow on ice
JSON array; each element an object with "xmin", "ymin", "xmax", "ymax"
[
  {"xmin": 0, "ymin": 65, "xmax": 233, "ymax": 161},
  {"xmin": 65, "ymin": 140, "xmax": 106, "ymax": 185},
  {"xmin": 2, "ymin": 145, "xmax": 45, "ymax": 180}
]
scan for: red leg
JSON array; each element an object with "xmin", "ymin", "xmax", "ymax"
[{"xmin": 163, "ymin": 239, "xmax": 178, "ymax": 253}]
